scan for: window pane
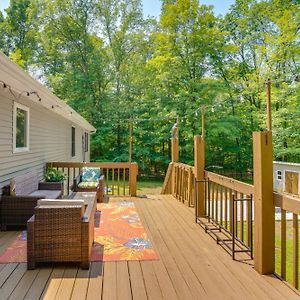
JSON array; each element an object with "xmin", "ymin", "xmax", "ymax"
[
  {"xmin": 72, "ymin": 127, "xmax": 75, "ymax": 157},
  {"xmin": 85, "ymin": 132, "xmax": 88, "ymax": 152},
  {"xmin": 16, "ymin": 108, "xmax": 27, "ymax": 148}
]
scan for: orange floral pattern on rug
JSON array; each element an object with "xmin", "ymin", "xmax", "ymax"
[
  {"xmin": 92, "ymin": 201, "xmax": 158, "ymax": 261},
  {"xmin": 0, "ymin": 201, "xmax": 158, "ymax": 263}
]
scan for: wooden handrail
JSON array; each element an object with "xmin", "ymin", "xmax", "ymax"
[
  {"xmin": 46, "ymin": 161, "xmax": 137, "ymax": 197},
  {"xmin": 274, "ymin": 192, "xmax": 300, "ymax": 215},
  {"xmin": 173, "ymin": 162, "xmax": 195, "ymax": 172},
  {"xmin": 205, "ymin": 171, "xmax": 254, "ymax": 196},
  {"xmin": 47, "ymin": 162, "xmax": 131, "ymax": 168},
  {"xmin": 161, "ymin": 163, "xmax": 173, "ymax": 194}
]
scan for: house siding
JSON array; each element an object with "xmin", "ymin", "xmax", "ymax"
[{"xmin": 0, "ymin": 89, "xmax": 90, "ymax": 192}]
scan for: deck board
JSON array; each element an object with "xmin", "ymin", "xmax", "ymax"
[
  {"xmin": 127, "ymin": 261, "xmax": 147, "ymax": 300},
  {"xmin": 85, "ymin": 262, "xmax": 103, "ymax": 300},
  {"xmin": 70, "ymin": 267, "xmax": 90, "ymax": 300},
  {"xmin": 0, "ymin": 194, "xmax": 299, "ymax": 299},
  {"xmin": 24, "ymin": 268, "xmax": 53, "ymax": 300},
  {"xmin": 162, "ymin": 195, "xmax": 299, "ymax": 299},
  {"xmin": 102, "ymin": 262, "xmax": 117, "ymax": 300},
  {"xmin": 116, "ymin": 262, "xmax": 131, "ymax": 300}
]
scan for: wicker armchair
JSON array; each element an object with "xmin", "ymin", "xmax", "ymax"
[
  {"xmin": 1, "ymin": 171, "xmax": 63, "ymax": 231},
  {"xmin": 27, "ymin": 198, "xmax": 96, "ymax": 270}
]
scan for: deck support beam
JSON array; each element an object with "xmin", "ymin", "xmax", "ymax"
[
  {"xmin": 194, "ymin": 135, "xmax": 205, "ymax": 217},
  {"xmin": 253, "ymin": 131, "xmax": 275, "ymax": 274}
]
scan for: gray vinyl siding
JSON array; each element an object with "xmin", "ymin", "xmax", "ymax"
[{"xmin": 0, "ymin": 89, "xmax": 91, "ymax": 192}]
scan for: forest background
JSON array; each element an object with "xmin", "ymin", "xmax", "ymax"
[{"xmin": 0, "ymin": 0, "xmax": 299, "ymax": 179}]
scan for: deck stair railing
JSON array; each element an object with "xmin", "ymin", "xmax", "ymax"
[
  {"xmin": 174, "ymin": 163, "xmax": 195, "ymax": 207},
  {"xmin": 161, "ymin": 162, "xmax": 173, "ymax": 195},
  {"xmin": 46, "ymin": 162, "xmax": 138, "ymax": 197}
]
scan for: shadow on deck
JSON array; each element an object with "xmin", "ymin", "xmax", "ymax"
[{"xmin": 0, "ymin": 194, "xmax": 299, "ymax": 299}]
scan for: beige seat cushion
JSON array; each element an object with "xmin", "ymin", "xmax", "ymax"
[
  {"xmin": 78, "ymin": 181, "xmax": 98, "ymax": 189},
  {"xmin": 37, "ymin": 199, "xmax": 85, "ymax": 207}
]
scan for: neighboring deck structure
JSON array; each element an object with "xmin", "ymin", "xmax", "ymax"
[{"xmin": 0, "ymin": 194, "xmax": 299, "ymax": 300}]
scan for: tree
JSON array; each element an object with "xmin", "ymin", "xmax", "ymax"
[
  {"xmin": 1, "ymin": 0, "xmax": 299, "ymax": 177},
  {"xmin": 2, "ymin": 0, "xmax": 37, "ymax": 68}
]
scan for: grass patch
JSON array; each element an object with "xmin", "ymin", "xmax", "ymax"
[
  {"xmin": 275, "ymin": 220, "xmax": 300, "ymax": 289},
  {"xmin": 102, "ymin": 179, "xmax": 163, "ymax": 196},
  {"xmin": 216, "ymin": 219, "xmax": 299, "ymax": 290}
]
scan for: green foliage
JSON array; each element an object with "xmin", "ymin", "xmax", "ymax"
[
  {"xmin": 44, "ymin": 168, "xmax": 66, "ymax": 182},
  {"xmin": 1, "ymin": 0, "xmax": 299, "ymax": 176}
]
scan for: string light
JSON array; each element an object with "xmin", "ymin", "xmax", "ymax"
[
  {"xmin": 3, "ymin": 76, "xmax": 297, "ymax": 124},
  {"xmin": 0, "ymin": 79, "xmax": 71, "ymax": 115},
  {"xmin": 0, "ymin": 80, "xmax": 42, "ymax": 103}
]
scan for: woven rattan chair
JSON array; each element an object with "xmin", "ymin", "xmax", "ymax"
[{"xmin": 27, "ymin": 199, "xmax": 96, "ymax": 270}]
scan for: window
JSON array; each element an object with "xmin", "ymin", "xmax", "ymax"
[
  {"xmin": 84, "ymin": 132, "xmax": 89, "ymax": 152},
  {"xmin": 72, "ymin": 126, "xmax": 76, "ymax": 157},
  {"xmin": 276, "ymin": 170, "xmax": 282, "ymax": 180},
  {"xmin": 13, "ymin": 103, "xmax": 29, "ymax": 153}
]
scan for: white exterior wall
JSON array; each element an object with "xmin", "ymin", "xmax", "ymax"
[{"xmin": 0, "ymin": 89, "xmax": 91, "ymax": 191}]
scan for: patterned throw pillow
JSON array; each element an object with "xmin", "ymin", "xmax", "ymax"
[{"xmin": 81, "ymin": 167, "xmax": 100, "ymax": 182}]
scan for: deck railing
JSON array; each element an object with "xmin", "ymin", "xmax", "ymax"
[
  {"xmin": 162, "ymin": 161, "xmax": 300, "ymax": 290},
  {"xmin": 162, "ymin": 130, "xmax": 300, "ymax": 291},
  {"xmin": 46, "ymin": 162, "xmax": 138, "ymax": 197},
  {"xmin": 274, "ymin": 192, "xmax": 300, "ymax": 289},
  {"xmin": 174, "ymin": 163, "xmax": 195, "ymax": 207},
  {"xmin": 161, "ymin": 162, "xmax": 173, "ymax": 195},
  {"xmin": 162, "ymin": 162, "xmax": 195, "ymax": 207},
  {"xmin": 203, "ymin": 171, "xmax": 254, "ymax": 259}
]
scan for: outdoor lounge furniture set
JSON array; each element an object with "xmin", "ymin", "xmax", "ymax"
[{"xmin": 0, "ymin": 167, "xmax": 104, "ymax": 269}]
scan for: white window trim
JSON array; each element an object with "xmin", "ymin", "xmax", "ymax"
[{"xmin": 13, "ymin": 102, "xmax": 30, "ymax": 153}]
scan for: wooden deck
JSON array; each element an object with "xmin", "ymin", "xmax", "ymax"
[{"xmin": 0, "ymin": 194, "xmax": 299, "ymax": 300}]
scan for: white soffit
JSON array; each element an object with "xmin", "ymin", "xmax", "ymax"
[{"xmin": 0, "ymin": 52, "xmax": 96, "ymax": 132}]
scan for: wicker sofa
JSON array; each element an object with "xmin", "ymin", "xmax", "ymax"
[
  {"xmin": 73, "ymin": 167, "xmax": 104, "ymax": 202},
  {"xmin": 0, "ymin": 171, "xmax": 63, "ymax": 230},
  {"xmin": 27, "ymin": 198, "xmax": 96, "ymax": 270}
]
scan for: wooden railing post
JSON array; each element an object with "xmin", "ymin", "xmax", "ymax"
[
  {"xmin": 171, "ymin": 138, "xmax": 179, "ymax": 163},
  {"xmin": 194, "ymin": 135, "xmax": 205, "ymax": 217},
  {"xmin": 253, "ymin": 131, "xmax": 275, "ymax": 274},
  {"xmin": 130, "ymin": 162, "xmax": 138, "ymax": 197},
  {"xmin": 171, "ymin": 138, "xmax": 179, "ymax": 195}
]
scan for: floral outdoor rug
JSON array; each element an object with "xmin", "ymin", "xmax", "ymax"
[
  {"xmin": 0, "ymin": 201, "xmax": 158, "ymax": 263},
  {"xmin": 92, "ymin": 201, "xmax": 158, "ymax": 261}
]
